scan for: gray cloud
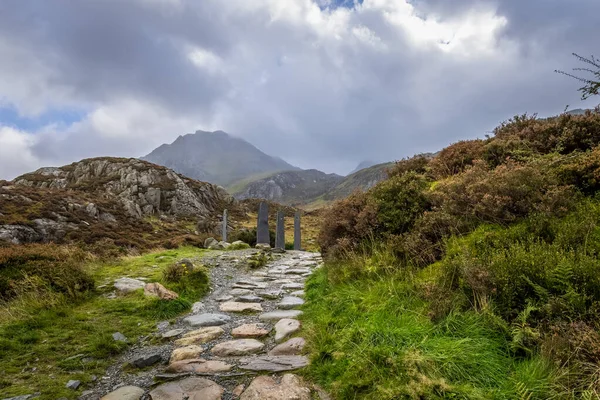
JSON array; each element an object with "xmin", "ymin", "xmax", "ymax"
[{"xmin": 0, "ymin": 0, "xmax": 598, "ymax": 180}]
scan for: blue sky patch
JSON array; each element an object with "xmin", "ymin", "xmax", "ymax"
[{"xmin": 0, "ymin": 105, "xmax": 87, "ymax": 131}]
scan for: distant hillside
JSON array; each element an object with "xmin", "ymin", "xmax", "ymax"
[
  {"xmin": 233, "ymin": 169, "xmax": 344, "ymax": 205},
  {"xmin": 142, "ymin": 130, "xmax": 299, "ymax": 186},
  {"xmin": 322, "ymin": 162, "xmax": 393, "ymax": 201},
  {"xmin": 232, "ymin": 162, "xmax": 392, "ymax": 206},
  {"xmin": 349, "ymin": 160, "xmax": 378, "ymax": 175}
]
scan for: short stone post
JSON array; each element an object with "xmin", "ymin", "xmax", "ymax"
[
  {"xmin": 294, "ymin": 211, "xmax": 302, "ymax": 250},
  {"xmin": 222, "ymin": 209, "xmax": 228, "ymax": 242},
  {"xmin": 275, "ymin": 211, "xmax": 285, "ymax": 249},
  {"xmin": 256, "ymin": 202, "xmax": 270, "ymax": 245}
]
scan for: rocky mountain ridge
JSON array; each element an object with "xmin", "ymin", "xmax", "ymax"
[{"xmin": 1, "ymin": 157, "xmax": 234, "ymax": 246}]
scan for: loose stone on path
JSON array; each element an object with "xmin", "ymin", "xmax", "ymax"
[
  {"xmin": 274, "ymin": 318, "xmax": 301, "ymax": 342},
  {"xmin": 238, "ymin": 355, "xmax": 309, "ymax": 372},
  {"xmin": 165, "ymin": 359, "xmax": 234, "ymax": 374},
  {"xmin": 170, "ymin": 345, "xmax": 204, "ymax": 363},
  {"xmin": 211, "ymin": 339, "xmax": 265, "ymax": 356},
  {"xmin": 232, "ymin": 323, "xmax": 270, "ymax": 338},
  {"xmin": 240, "ymin": 374, "xmax": 311, "ymax": 400},
  {"xmin": 149, "ymin": 377, "xmax": 224, "ymax": 400},
  {"xmin": 219, "ymin": 301, "xmax": 263, "ymax": 313},
  {"xmin": 259, "ymin": 310, "xmax": 303, "ymax": 321},
  {"xmin": 278, "ymin": 296, "xmax": 304, "ymax": 310},
  {"xmin": 175, "ymin": 326, "xmax": 224, "ymax": 346},
  {"xmin": 269, "ymin": 337, "xmax": 306, "ymax": 356},
  {"xmin": 183, "ymin": 313, "xmax": 231, "ymax": 327}
]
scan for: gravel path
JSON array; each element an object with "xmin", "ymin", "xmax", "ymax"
[{"xmin": 81, "ymin": 248, "xmax": 324, "ymax": 400}]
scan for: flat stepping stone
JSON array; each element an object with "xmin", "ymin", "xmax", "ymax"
[
  {"xmin": 234, "ymin": 280, "xmax": 267, "ymax": 289},
  {"xmin": 282, "ymin": 283, "xmax": 304, "ymax": 290},
  {"xmin": 149, "ymin": 377, "xmax": 224, "ymax": 400},
  {"xmin": 269, "ymin": 337, "xmax": 306, "ymax": 356},
  {"xmin": 219, "ymin": 302, "xmax": 263, "ymax": 313},
  {"xmin": 257, "ymin": 290, "xmax": 282, "ymax": 299},
  {"xmin": 238, "ymin": 355, "xmax": 309, "ymax": 372},
  {"xmin": 277, "ymin": 296, "xmax": 304, "ymax": 310},
  {"xmin": 253, "ymin": 271, "xmax": 269, "ymax": 277},
  {"xmin": 211, "ymin": 339, "xmax": 265, "ymax": 356},
  {"xmin": 216, "ymin": 295, "xmax": 234, "ymax": 302},
  {"xmin": 285, "ymin": 269, "xmax": 312, "ymax": 275},
  {"xmin": 232, "ymin": 323, "xmax": 271, "ymax": 338},
  {"xmin": 101, "ymin": 385, "xmax": 145, "ymax": 400},
  {"xmin": 175, "ymin": 327, "xmax": 224, "ymax": 345},
  {"xmin": 240, "ymin": 374, "xmax": 311, "ymax": 399},
  {"xmin": 275, "ymin": 318, "xmax": 301, "ymax": 342},
  {"xmin": 183, "ymin": 313, "xmax": 231, "ymax": 327},
  {"xmin": 237, "ymin": 295, "xmax": 263, "ymax": 303},
  {"xmin": 290, "ymin": 290, "xmax": 305, "ymax": 298},
  {"xmin": 230, "ymin": 288, "xmax": 252, "ymax": 296},
  {"xmin": 162, "ymin": 329, "xmax": 185, "ymax": 339},
  {"xmin": 170, "ymin": 345, "xmax": 204, "ymax": 363},
  {"xmin": 259, "ymin": 310, "xmax": 303, "ymax": 321},
  {"xmin": 165, "ymin": 359, "xmax": 233, "ymax": 374}
]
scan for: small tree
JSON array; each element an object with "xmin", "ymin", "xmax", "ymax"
[{"xmin": 556, "ymin": 53, "xmax": 600, "ymax": 99}]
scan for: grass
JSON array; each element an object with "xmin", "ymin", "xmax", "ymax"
[
  {"xmin": 301, "ymin": 265, "xmax": 565, "ymax": 399},
  {"xmin": 0, "ymin": 247, "xmax": 209, "ymax": 399}
]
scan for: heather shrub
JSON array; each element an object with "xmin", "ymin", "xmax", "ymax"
[
  {"xmin": 558, "ymin": 146, "xmax": 600, "ymax": 194},
  {"xmin": 369, "ymin": 172, "xmax": 431, "ymax": 236},
  {"xmin": 388, "ymin": 155, "xmax": 431, "ymax": 178},
  {"xmin": 433, "ymin": 160, "xmax": 573, "ymax": 224},
  {"xmin": 318, "ymin": 191, "xmax": 378, "ymax": 257},
  {"xmin": 429, "ymin": 139, "xmax": 486, "ymax": 179}
]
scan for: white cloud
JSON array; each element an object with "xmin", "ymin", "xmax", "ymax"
[{"xmin": 0, "ymin": 127, "xmax": 40, "ymax": 180}]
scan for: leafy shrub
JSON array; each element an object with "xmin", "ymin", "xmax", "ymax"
[
  {"xmin": 163, "ymin": 260, "xmax": 194, "ymax": 282},
  {"xmin": 228, "ymin": 241, "xmax": 251, "ymax": 250},
  {"xmin": 318, "ymin": 191, "xmax": 378, "ymax": 257},
  {"xmin": 429, "ymin": 139, "xmax": 486, "ymax": 179},
  {"xmin": 369, "ymin": 172, "xmax": 431, "ymax": 236}
]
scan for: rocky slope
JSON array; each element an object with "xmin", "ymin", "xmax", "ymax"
[
  {"xmin": 1, "ymin": 157, "xmax": 234, "ymax": 245},
  {"xmin": 233, "ymin": 170, "xmax": 343, "ymax": 205},
  {"xmin": 142, "ymin": 130, "xmax": 299, "ymax": 186},
  {"xmin": 320, "ymin": 162, "xmax": 393, "ymax": 202}
]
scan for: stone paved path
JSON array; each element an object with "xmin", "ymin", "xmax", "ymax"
[{"xmin": 85, "ymin": 249, "xmax": 325, "ymax": 400}]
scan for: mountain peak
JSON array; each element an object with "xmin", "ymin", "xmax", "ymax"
[{"xmin": 142, "ymin": 130, "xmax": 299, "ymax": 186}]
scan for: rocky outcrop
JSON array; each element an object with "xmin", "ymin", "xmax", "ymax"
[{"xmin": 13, "ymin": 157, "xmax": 233, "ymax": 219}]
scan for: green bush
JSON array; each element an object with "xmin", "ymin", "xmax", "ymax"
[
  {"xmin": 429, "ymin": 139, "xmax": 486, "ymax": 179},
  {"xmin": 369, "ymin": 172, "xmax": 431, "ymax": 236}
]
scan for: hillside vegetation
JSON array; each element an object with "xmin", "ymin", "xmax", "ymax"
[{"xmin": 303, "ymin": 109, "xmax": 600, "ymax": 399}]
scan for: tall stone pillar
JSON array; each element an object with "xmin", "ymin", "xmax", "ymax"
[
  {"xmin": 294, "ymin": 211, "xmax": 302, "ymax": 251},
  {"xmin": 275, "ymin": 211, "xmax": 285, "ymax": 249},
  {"xmin": 256, "ymin": 202, "xmax": 270, "ymax": 245}
]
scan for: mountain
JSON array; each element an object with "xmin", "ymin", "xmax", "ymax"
[
  {"xmin": 321, "ymin": 162, "xmax": 393, "ymax": 202},
  {"xmin": 2, "ymin": 157, "xmax": 234, "ymax": 245},
  {"xmin": 142, "ymin": 130, "xmax": 299, "ymax": 186},
  {"xmin": 233, "ymin": 169, "xmax": 344, "ymax": 205},
  {"xmin": 232, "ymin": 162, "xmax": 393, "ymax": 206},
  {"xmin": 349, "ymin": 160, "xmax": 378, "ymax": 175}
]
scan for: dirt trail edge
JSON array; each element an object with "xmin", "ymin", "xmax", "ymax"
[{"xmin": 82, "ymin": 249, "xmax": 327, "ymax": 400}]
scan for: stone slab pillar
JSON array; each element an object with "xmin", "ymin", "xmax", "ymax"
[
  {"xmin": 275, "ymin": 211, "xmax": 285, "ymax": 249},
  {"xmin": 256, "ymin": 202, "xmax": 270, "ymax": 245},
  {"xmin": 294, "ymin": 211, "xmax": 302, "ymax": 251},
  {"xmin": 222, "ymin": 209, "xmax": 228, "ymax": 242}
]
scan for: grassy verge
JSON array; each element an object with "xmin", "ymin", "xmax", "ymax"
[
  {"xmin": 302, "ymin": 265, "xmax": 565, "ymax": 399},
  {"xmin": 0, "ymin": 247, "xmax": 209, "ymax": 399}
]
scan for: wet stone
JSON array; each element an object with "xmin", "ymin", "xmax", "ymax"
[{"xmin": 257, "ymin": 290, "xmax": 282, "ymax": 300}]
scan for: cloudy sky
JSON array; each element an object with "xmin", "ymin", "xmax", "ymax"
[{"xmin": 0, "ymin": 0, "xmax": 598, "ymax": 180}]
